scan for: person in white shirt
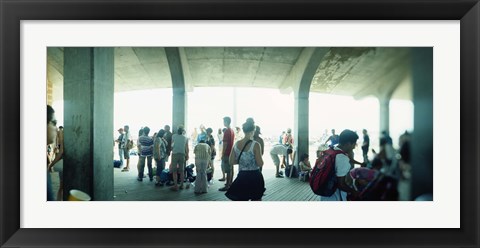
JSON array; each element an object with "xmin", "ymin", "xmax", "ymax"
[{"xmin": 270, "ymin": 144, "xmax": 292, "ymax": 178}]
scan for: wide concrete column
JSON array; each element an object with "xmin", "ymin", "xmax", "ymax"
[
  {"xmin": 289, "ymin": 48, "xmax": 330, "ymax": 165},
  {"xmin": 411, "ymin": 48, "xmax": 433, "ymax": 200},
  {"xmin": 172, "ymin": 88, "xmax": 186, "ymax": 131},
  {"xmin": 165, "ymin": 48, "xmax": 187, "ymax": 131},
  {"xmin": 379, "ymin": 96, "xmax": 390, "ymax": 134},
  {"xmin": 63, "ymin": 48, "xmax": 114, "ymax": 201},
  {"xmin": 294, "ymin": 94, "xmax": 309, "ymax": 164}
]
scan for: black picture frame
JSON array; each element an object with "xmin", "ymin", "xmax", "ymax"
[{"xmin": 1, "ymin": 0, "xmax": 478, "ymax": 247}]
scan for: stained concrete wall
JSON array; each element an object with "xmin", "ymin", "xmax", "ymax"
[{"xmin": 63, "ymin": 48, "xmax": 114, "ymax": 201}]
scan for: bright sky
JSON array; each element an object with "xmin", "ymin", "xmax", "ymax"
[{"xmin": 52, "ymin": 87, "xmax": 413, "ymax": 149}]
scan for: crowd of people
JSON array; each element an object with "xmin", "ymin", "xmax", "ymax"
[{"xmin": 47, "ymin": 104, "xmax": 410, "ymax": 201}]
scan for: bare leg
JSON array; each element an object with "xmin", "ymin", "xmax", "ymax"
[
  {"xmin": 179, "ymin": 170, "xmax": 185, "ymax": 188},
  {"xmin": 171, "ymin": 170, "xmax": 178, "ymax": 190}
]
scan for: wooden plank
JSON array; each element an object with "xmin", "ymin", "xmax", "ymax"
[{"xmin": 50, "ymin": 156, "xmax": 318, "ymax": 201}]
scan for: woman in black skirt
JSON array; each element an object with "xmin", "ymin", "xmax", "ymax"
[{"xmin": 225, "ymin": 118, "xmax": 265, "ymax": 201}]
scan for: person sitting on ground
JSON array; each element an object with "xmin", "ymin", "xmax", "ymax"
[{"xmin": 298, "ymin": 153, "xmax": 312, "ymax": 180}]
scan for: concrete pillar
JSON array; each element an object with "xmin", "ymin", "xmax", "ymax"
[
  {"xmin": 165, "ymin": 48, "xmax": 187, "ymax": 132},
  {"xmin": 411, "ymin": 48, "xmax": 433, "ymax": 200},
  {"xmin": 172, "ymin": 88, "xmax": 186, "ymax": 131},
  {"xmin": 291, "ymin": 48, "xmax": 330, "ymax": 166},
  {"xmin": 63, "ymin": 48, "xmax": 114, "ymax": 201},
  {"xmin": 379, "ymin": 96, "xmax": 390, "ymax": 134},
  {"xmin": 294, "ymin": 95, "xmax": 309, "ymax": 165}
]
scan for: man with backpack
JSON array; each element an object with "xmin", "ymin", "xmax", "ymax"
[{"xmin": 313, "ymin": 129, "xmax": 360, "ymax": 201}]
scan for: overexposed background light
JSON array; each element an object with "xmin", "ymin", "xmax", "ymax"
[{"xmin": 53, "ymin": 87, "xmax": 413, "ymax": 154}]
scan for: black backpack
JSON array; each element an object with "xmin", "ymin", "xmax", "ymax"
[{"xmin": 285, "ymin": 165, "xmax": 298, "ymax": 178}]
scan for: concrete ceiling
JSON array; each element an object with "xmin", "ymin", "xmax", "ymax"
[{"xmin": 47, "ymin": 47, "xmax": 412, "ymax": 102}]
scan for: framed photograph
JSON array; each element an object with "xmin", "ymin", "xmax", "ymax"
[{"xmin": 1, "ymin": 0, "xmax": 478, "ymax": 247}]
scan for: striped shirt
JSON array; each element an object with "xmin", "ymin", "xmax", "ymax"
[
  {"xmin": 194, "ymin": 143, "xmax": 211, "ymax": 160},
  {"xmin": 138, "ymin": 135, "xmax": 154, "ymax": 157}
]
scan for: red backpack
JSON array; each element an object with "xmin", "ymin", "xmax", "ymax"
[{"xmin": 309, "ymin": 148, "xmax": 346, "ymax": 196}]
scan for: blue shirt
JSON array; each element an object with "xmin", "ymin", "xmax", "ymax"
[{"xmin": 197, "ymin": 132, "xmax": 207, "ymax": 143}]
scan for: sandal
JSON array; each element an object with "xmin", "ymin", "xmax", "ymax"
[{"xmin": 121, "ymin": 168, "xmax": 129, "ymax": 172}]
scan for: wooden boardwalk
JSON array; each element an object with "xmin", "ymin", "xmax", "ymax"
[
  {"xmin": 112, "ymin": 165, "xmax": 318, "ymax": 201},
  {"xmin": 49, "ymin": 154, "xmax": 410, "ymax": 201},
  {"xmin": 49, "ymin": 156, "xmax": 318, "ymax": 201}
]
